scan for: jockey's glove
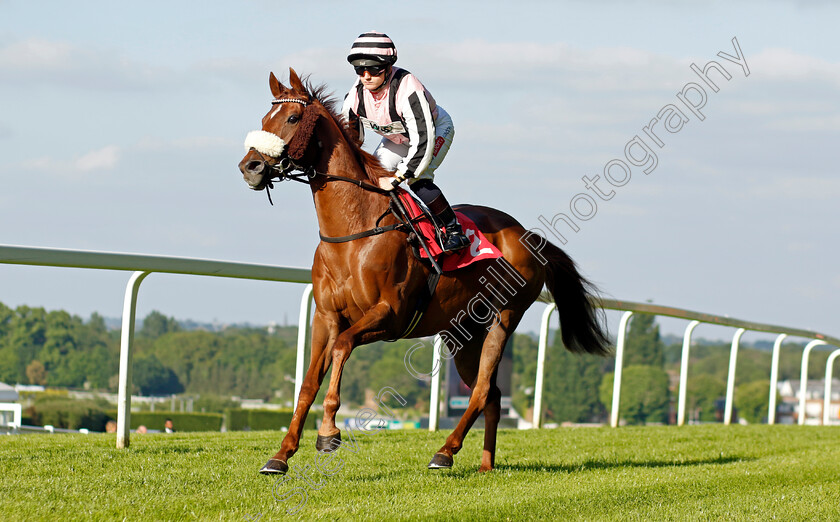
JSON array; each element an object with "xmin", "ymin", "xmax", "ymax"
[{"xmin": 392, "ymin": 172, "xmax": 410, "ymax": 187}]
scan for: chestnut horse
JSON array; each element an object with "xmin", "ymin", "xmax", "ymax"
[{"xmin": 238, "ymin": 69, "xmax": 609, "ymax": 474}]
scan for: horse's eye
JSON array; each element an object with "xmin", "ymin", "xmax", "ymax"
[{"xmin": 288, "ymin": 115, "xmax": 300, "ymax": 124}]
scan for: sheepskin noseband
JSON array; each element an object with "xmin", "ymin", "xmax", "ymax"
[{"xmin": 244, "ymin": 130, "xmax": 286, "ymax": 158}]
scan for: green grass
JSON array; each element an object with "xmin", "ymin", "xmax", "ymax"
[{"xmin": 1, "ymin": 425, "xmax": 839, "ymax": 521}]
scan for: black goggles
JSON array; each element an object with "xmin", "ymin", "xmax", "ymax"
[{"xmin": 354, "ymin": 64, "xmax": 386, "ymax": 76}]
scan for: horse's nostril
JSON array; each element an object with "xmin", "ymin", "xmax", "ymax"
[{"xmin": 245, "ymin": 160, "xmax": 265, "ymax": 175}]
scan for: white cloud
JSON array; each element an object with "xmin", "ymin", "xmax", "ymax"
[
  {"xmin": 410, "ymin": 40, "xmax": 684, "ymax": 93},
  {"xmin": 26, "ymin": 157, "xmax": 55, "ymax": 171},
  {"xmin": 785, "ymin": 241, "xmax": 817, "ymax": 254},
  {"xmin": 764, "ymin": 113, "xmax": 840, "ymax": 132},
  {"xmin": 405, "ymin": 41, "xmax": 840, "ymax": 139},
  {"xmin": 0, "ymin": 38, "xmax": 168, "ymax": 91},
  {"xmin": 22, "ymin": 145, "xmax": 120, "ymax": 175},
  {"xmin": 703, "ymin": 48, "xmax": 840, "ymax": 132},
  {"xmin": 135, "ymin": 136, "xmax": 238, "ymax": 152},
  {"xmin": 74, "ymin": 145, "xmax": 119, "ymax": 172},
  {"xmin": 0, "ymin": 38, "xmax": 73, "ymax": 70},
  {"xmin": 192, "ymin": 47, "xmax": 347, "ymax": 93},
  {"xmin": 19, "ymin": 136, "xmax": 235, "ymax": 178},
  {"xmin": 792, "ymin": 284, "xmax": 829, "ymax": 300},
  {"xmin": 753, "ymin": 177, "xmax": 840, "ymax": 201},
  {"xmin": 750, "ymin": 48, "xmax": 840, "ymax": 86}
]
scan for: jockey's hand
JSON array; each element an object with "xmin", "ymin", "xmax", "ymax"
[{"xmin": 378, "ymin": 177, "xmax": 399, "ymax": 191}]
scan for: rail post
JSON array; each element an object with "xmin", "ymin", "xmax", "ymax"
[
  {"xmin": 532, "ymin": 303, "xmax": 556, "ymax": 429},
  {"xmin": 428, "ymin": 335, "xmax": 444, "ymax": 431},
  {"xmin": 610, "ymin": 311, "xmax": 634, "ymax": 428},
  {"xmin": 677, "ymin": 320, "xmax": 701, "ymax": 426},
  {"xmin": 799, "ymin": 340, "xmax": 828, "ymax": 425},
  {"xmin": 116, "ymin": 270, "xmax": 151, "ymax": 449},
  {"xmin": 767, "ymin": 333, "xmax": 787, "ymax": 425},
  {"xmin": 293, "ymin": 284, "xmax": 314, "ymax": 407},
  {"xmin": 823, "ymin": 348, "xmax": 840, "ymax": 425},
  {"xmin": 724, "ymin": 328, "xmax": 746, "ymax": 425}
]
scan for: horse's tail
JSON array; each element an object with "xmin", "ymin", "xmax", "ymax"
[{"xmin": 543, "ymin": 241, "xmax": 612, "ymax": 356}]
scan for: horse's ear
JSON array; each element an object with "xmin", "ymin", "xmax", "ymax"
[
  {"xmin": 289, "ymin": 67, "xmax": 306, "ymax": 94},
  {"xmin": 269, "ymin": 72, "xmax": 285, "ymax": 98}
]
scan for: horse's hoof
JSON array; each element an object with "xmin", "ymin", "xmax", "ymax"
[
  {"xmin": 259, "ymin": 458, "xmax": 288, "ymax": 475},
  {"xmin": 316, "ymin": 433, "xmax": 341, "ymax": 452},
  {"xmin": 427, "ymin": 453, "xmax": 453, "ymax": 469}
]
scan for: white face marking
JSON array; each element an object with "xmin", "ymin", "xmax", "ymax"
[{"xmin": 267, "ymin": 104, "xmax": 284, "ymax": 123}]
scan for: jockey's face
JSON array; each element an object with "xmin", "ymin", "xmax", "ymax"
[{"xmin": 359, "ymin": 66, "xmax": 388, "ymax": 92}]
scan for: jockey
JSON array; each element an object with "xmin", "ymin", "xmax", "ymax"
[{"xmin": 341, "ymin": 31, "xmax": 470, "ymax": 253}]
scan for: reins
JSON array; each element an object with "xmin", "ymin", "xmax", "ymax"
[
  {"xmin": 254, "ymin": 150, "xmax": 391, "ymax": 205},
  {"xmin": 256, "ymin": 150, "xmax": 443, "ymax": 275}
]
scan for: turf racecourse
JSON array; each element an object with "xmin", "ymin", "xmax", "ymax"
[{"xmin": 1, "ymin": 426, "xmax": 839, "ymax": 521}]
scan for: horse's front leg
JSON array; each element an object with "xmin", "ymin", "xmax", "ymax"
[
  {"xmin": 316, "ymin": 302, "xmax": 394, "ymax": 451},
  {"xmin": 260, "ymin": 310, "xmax": 338, "ymax": 474}
]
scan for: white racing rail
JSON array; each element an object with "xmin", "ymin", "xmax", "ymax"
[
  {"xmin": 0, "ymin": 245, "xmax": 310, "ymax": 448},
  {"xmin": 527, "ymin": 297, "xmax": 840, "ymax": 428},
  {"xmin": 2, "ymin": 244, "xmax": 838, "ymax": 445},
  {"xmin": 0, "ymin": 424, "xmax": 91, "ymax": 435}
]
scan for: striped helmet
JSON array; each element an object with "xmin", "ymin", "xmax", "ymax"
[{"xmin": 347, "ymin": 31, "xmax": 398, "ymax": 66}]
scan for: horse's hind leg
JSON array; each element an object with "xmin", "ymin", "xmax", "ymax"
[
  {"xmin": 480, "ymin": 380, "xmax": 502, "ymax": 472},
  {"xmin": 429, "ymin": 318, "xmax": 510, "ymax": 471}
]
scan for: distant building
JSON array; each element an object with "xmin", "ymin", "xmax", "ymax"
[
  {"xmin": 13, "ymin": 384, "xmax": 44, "ymax": 393},
  {"xmin": 778, "ymin": 379, "xmax": 840, "ymax": 401},
  {"xmin": 0, "ymin": 382, "xmax": 18, "ymax": 402},
  {"xmin": 777, "ymin": 379, "xmax": 840, "ymax": 425},
  {"xmin": 0, "ymin": 382, "xmax": 21, "ymax": 428}
]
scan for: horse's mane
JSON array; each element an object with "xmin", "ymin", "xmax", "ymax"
[{"xmin": 302, "ymin": 77, "xmax": 390, "ymax": 186}]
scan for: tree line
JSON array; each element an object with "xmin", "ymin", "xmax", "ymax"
[
  {"xmin": 0, "ymin": 302, "xmax": 435, "ymax": 410},
  {"xmin": 0, "ymin": 302, "xmax": 116, "ymax": 390},
  {"xmin": 0, "ymin": 301, "xmax": 830, "ymax": 423}
]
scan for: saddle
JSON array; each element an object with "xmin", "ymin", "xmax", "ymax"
[
  {"xmin": 394, "ymin": 189, "xmax": 502, "ymax": 272},
  {"xmin": 376, "ymin": 189, "xmax": 501, "ymax": 339}
]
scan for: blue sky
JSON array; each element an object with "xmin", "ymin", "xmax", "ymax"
[{"xmin": 1, "ymin": 1, "xmax": 839, "ymax": 343}]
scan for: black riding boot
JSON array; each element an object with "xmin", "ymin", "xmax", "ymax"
[
  {"xmin": 410, "ymin": 179, "xmax": 470, "ymax": 253},
  {"xmin": 435, "ymin": 206, "xmax": 471, "ymax": 253}
]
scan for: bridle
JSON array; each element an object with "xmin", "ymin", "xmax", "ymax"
[
  {"xmin": 249, "ymin": 146, "xmax": 394, "ymax": 206},
  {"xmin": 247, "ymin": 95, "xmax": 391, "ymax": 204}
]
